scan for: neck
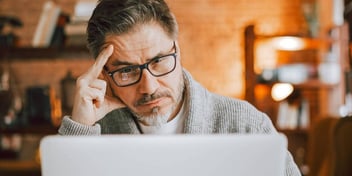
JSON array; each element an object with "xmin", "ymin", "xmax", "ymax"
[{"xmin": 167, "ymin": 86, "xmax": 185, "ymax": 122}]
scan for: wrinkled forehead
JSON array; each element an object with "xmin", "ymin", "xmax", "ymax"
[
  {"xmin": 104, "ymin": 23, "xmax": 174, "ymax": 64},
  {"xmin": 107, "ymin": 22, "xmax": 172, "ymax": 46}
]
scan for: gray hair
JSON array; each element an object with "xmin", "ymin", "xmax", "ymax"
[{"xmin": 87, "ymin": 0, "xmax": 178, "ymax": 58}]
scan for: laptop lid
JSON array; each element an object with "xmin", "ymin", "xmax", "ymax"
[{"xmin": 40, "ymin": 134, "xmax": 287, "ymax": 176}]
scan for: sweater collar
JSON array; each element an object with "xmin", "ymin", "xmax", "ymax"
[{"xmin": 182, "ymin": 69, "xmax": 208, "ymax": 134}]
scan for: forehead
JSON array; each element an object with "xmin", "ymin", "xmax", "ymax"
[{"xmin": 104, "ymin": 23, "xmax": 173, "ymax": 63}]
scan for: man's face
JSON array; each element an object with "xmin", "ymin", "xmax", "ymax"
[{"xmin": 103, "ymin": 23, "xmax": 184, "ymax": 126}]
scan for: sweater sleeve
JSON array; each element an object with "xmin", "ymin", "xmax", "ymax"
[
  {"xmin": 284, "ymin": 152, "xmax": 302, "ymax": 176},
  {"xmin": 259, "ymin": 114, "xmax": 302, "ymax": 176},
  {"xmin": 57, "ymin": 108, "xmax": 138, "ymax": 135},
  {"xmin": 258, "ymin": 113, "xmax": 301, "ymax": 176},
  {"xmin": 58, "ymin": 116, "xmax": 101, "ymax": 135}
]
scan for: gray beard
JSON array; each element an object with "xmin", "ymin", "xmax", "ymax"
[
  {"xmin": 134, "ymin": 107, "xmax": 173, "ymax": 127},
  {"xmin": 133, "ymin": 75, "xmax": 185, "ymax": 127}
]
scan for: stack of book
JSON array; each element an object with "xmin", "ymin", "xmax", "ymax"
[
  {"xmin": 64, "ymin": 19, "xmax": 87, "ymax": 46},
  {"xmin": 32, "ymin": 1, "xmax": 61, "ymax": 47},
  {"xmin": 64, "ymin": 0, "xmax": 97, "ymax": 46}
]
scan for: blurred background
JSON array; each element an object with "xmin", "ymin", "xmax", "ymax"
[{"xmin": 0, "ymin": 0, "xmax": 352, "ymax": 175}]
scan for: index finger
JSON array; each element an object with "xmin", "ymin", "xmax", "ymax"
[{"xmin": 87, "ymin": 45, "xmax": 114, "ymax": 79}]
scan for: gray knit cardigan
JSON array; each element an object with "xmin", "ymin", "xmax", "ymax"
[{"xmin": 58, "ymin": 69, "xmax": 301, "ymax": 176}]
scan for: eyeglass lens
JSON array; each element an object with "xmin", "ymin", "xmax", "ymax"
[{"xmin": 112, "ymin": 54, "xmax": 176, "ymax": 86}]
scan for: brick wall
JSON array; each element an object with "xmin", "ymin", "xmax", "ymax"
[{"xmin": 0, "ymin": 0, "xmax": 320, "ymax": 100}]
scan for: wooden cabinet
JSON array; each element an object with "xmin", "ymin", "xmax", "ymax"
[
  {"xmin": 0, "ymin": 126, "xmax": 58, "ymax": 176},
  {"xmin": 0, "ymin": 46, "xmax": 89, "ymax": 60},
  {"xmin": 0, "ymin": 46, "xmax": 90, "ymax": 176},
  {"xmin": 244, "ymin": 24, "xmax": 349, "ymax": 174}
]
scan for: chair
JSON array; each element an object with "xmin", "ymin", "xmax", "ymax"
[
  {"xmin": 307, "ymin": 117, "xmax": 338, "ymax": 176},
  {"xmin": 332, "ymin": 115, "xmax": 352, "ymax": 176}
]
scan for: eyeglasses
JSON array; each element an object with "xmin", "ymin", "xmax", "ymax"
[{"xmin": 106, "ymin": 41, "xmax": 177, "ymax": 87}]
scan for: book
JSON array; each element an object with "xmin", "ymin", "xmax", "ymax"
[
  {"xmin": 73, "ymin": 0, "xmax": 97, "ymax": 21},
  {"xmin": 65, "ymin": 34, "xmax": 86, "ymax": 46},
  {"xmin": 64, "ymin": 17, "xmax": 88, "ymax": 46},
  {"xmin": 64, "ymin": 22, "xmax": 87, "ymax": 36},
  {"xmin": 32, "ymin": 1, "xmax": 61, "ymax": 47}
]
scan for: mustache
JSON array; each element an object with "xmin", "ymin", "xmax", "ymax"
[{"xmin": 135, "ymin": 91, "xmax": 171, "ymax": 106}]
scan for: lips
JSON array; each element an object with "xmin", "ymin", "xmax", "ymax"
[{"xmin": 139, "ymin": 97, "xmax": 164, "ymax": 107}]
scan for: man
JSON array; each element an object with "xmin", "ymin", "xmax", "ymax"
[{"xmin": 58, "ymin": 0, "xmax": 301, "ymax": 175}]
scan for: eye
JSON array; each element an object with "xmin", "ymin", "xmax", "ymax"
[
  {"xmin": 119, "ymin": 66, "xmax": 135, "ymax": 73},
  {"xmin": 153, "ymin": 57, "xmax": 162, "ymax": 63},
  {"xmin": 116, "ymin": 66, "xmax": 140, "ymax": 77},
  {"xmin": 151, "ymin": 56, "xmax": 167, "ymax": 65},
  {"xmin": 114, "ymin": 66, "xmax": 140, "ymax": 82}
]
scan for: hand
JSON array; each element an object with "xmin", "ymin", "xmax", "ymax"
[{"xmin": 71, "ymin": 45, "xmax": 125, "ymax": 125}]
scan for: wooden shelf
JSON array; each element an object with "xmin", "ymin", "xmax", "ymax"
[
  {"xmin": 0, "ymin": 160, "xmax": 41, "ymax": 176},
  {"xmin": 255, "ymin": 35, "xmax": 332, "ymax": 50},
  {"xmin": 279, "ymin": 129, "xmax": 309, "ymax": 135},
  {"xmin": 0, "ymin": 124, "xmax": 58, "ymax": 135},
  {"xmin": 0, "ymin": 46, "xmax": 91, "ymax": 60},
  {"xmin": 257, "ymin": 78, "xmax": 337, "ymax": 89},
  {"xmin": 293, "ymin": 79, "xmax": 337, "ymax": 89}
]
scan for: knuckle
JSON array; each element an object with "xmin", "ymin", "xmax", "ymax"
[
  {"xmin": 77, "ymin": 87, "xmax": 88, "ymax": 96},
  {"xmin": 76, "ymin": 77, "xmax": 87, "ymax": 87}
]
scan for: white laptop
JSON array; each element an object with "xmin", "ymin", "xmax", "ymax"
[{"xmin": 40, "ymin": 134, "xmax": 287, "ymax": 176}]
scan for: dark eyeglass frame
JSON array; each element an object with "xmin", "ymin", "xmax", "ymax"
[{"xmin": 106, "ymin": 41, "xmax": 177, "ymax": 87}]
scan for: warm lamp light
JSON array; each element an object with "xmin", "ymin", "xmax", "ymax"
[
  {"xmin": 271, "ymin": 37, "xmax": 305, "ymax": 51},
  {"xmin": 271, "ymin": 83, "xmax": 294, "ymax": 101}
]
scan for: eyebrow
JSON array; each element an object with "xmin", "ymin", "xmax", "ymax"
[
  {"xmin": 110, "ymin": 45, "xmax": 175, "ymax": 67},
  {"xmin": 110, "ymin": 60, "xmax": 134, "ymax": 67}
]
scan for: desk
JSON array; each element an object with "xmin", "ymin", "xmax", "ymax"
[{"xmin": 0, "ymin": 160, "xmax": 41, "ymax": 176}]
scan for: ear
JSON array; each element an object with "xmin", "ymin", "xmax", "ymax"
[{"xmin": 175, "ymin": 41, "xmax": 181, "ymax": 61}]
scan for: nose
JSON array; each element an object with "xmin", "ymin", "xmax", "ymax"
[{"xmin": 136, "ymin": 69, "xmax": 159, "ymax": 94}]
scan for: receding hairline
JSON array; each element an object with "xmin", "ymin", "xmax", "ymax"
[{"xmin": 100, "ymin": 20, "xmax": 176, "ymax": 53}]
